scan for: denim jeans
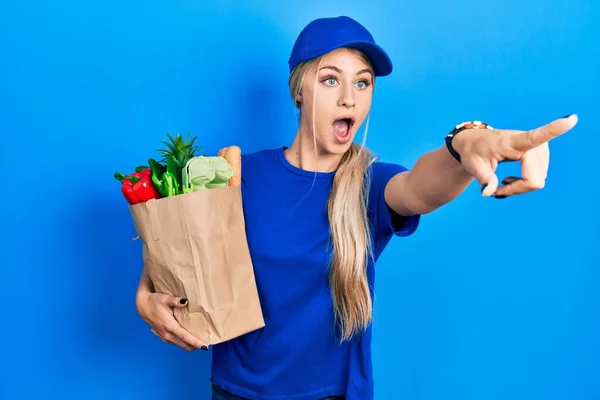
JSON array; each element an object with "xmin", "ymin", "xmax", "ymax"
[
  {"xmin": 212, "ymin": 383, "xmax": 247, "ymax": 400},
  {"xmin": 211, "ymin": 383, "xmax": 345, "ymax": 400}
]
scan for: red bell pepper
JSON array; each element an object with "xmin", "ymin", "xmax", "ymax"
[{"xmin": 114, "ymin": 168, "xmax": 161, "ymax": 205}]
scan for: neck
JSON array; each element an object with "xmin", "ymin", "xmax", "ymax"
[{"xmin": 284, "ymin": 125, "xmax": 343, "ymax": 173}]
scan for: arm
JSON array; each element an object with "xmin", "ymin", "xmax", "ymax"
[
  {"xmin": 385, "ymin": 145, "xmax": 473, "ymax": 216},
  {"xmin": 385, "ymin": 115, "xmax": 578, "ymax": 217},
  {"xmin": 136, "ymin": 265, "xmax": 155, "ymax": 303},
  {"xmin": 135, "ymin": 266, "xmax": 207, "ymax": 351}
]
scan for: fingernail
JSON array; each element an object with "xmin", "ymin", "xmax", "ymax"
[
  {"xmin": 201, "ymin": 346, "xmax": 208, "ymax": 351},
  {"xmin": 180, "ymin": 298, "xmax": 188, "ymax": 305},
  {"xmin": 481, "ymin": 183, "xmax": 488, "ymax": 193}
]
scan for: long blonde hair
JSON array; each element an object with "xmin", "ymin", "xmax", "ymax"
[{"xmin": 288, "ymin": 48, "xmax": 377, "ymax": 342}]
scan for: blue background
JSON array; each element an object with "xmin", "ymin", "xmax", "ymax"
[{"xmin": 1, "ymin": 1, "xmax": 598, "ymax": 399}]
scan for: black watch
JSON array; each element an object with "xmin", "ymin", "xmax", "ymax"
[{"xmin": 445, "ymin": 120, "xmax": 493, "ymax": 163}]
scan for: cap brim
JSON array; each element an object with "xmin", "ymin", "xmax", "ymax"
[{"xmin": 336, "ymin": 40, "xmax": 393, "ymax": 77}]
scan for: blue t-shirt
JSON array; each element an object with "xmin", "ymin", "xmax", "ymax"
[{"xmin": 211, "ymin": 147, "xmax": 420, "ymax": 400}]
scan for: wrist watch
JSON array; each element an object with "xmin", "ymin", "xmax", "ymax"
[{"xmin": 445, "ymin": 120, "xmax": 493, "ymax": 163}]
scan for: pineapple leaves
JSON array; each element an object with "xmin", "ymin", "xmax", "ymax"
[
  {"xmin": 151, "ymin": 132, "xmax": 202, "ymax": 196},
  {"xmin": 157, "ymin": 132, "xmax": 202, "ymax": 164}
]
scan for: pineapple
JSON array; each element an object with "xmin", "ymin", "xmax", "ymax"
[
  {"xmin": 149, "ymin": 132, "xmax": 202, "ymax": 197},
  {"xmin": 158, "ymin": 132, "xmax": 202, "ymax": 170}
]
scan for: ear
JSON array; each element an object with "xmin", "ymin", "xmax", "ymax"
[{"xmin": 295, "ymin": 92, "xmax": 303, "ymax": 103}]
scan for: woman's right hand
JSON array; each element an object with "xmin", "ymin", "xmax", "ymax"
[{"xmin": 136, "ymin": 291, "xmax": 208, "ymax": 352}]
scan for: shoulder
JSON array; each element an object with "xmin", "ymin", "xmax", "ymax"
[
  {"xmin": 241, "ymin": 147, "xmax": 279, "ymax": 163},
  {"xmin": 238, "ymin": 147, "xmax": 285, "ymax": 186},
  {"xmin": 366, "ymin": 159, "xmax": 410, "ymax": 205},
  {"xmin": 367, "ymin": 160, "xmax": 410, "ymax": 190},
  {"xmin": 366, "ymin": 159, "xmax": 420, "ymax": 241},
  {"xmin": 240, "ymin": 147, "xmax": 280, "ymax": 171}
]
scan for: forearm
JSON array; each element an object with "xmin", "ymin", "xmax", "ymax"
[
  {"xmin": 402, "ymin": 146, "xmax": 474, "ymax": 214},
  {"xmin": 136, "ymin": 265, "xmax": 154, "ymax": 298}
]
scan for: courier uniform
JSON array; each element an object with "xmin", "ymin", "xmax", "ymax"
[{"xmin": 209, "ymin": 147, "xmax": 421, "ymax": 400}]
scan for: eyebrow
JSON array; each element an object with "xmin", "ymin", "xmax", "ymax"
[{"xmin": 319, "ymin": 65, "xmax": 373, "ymax": 76}]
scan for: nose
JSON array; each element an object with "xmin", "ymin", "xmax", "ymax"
[{"xmin": 337, "ymin": 83, "xmax": 355, "ymax": 108}]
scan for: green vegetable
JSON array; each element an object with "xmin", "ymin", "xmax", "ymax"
[
  {"xmin": 182, "ymin": 155, "xmax": 233, "ymax": 192},
  {"xmin": 147, "ymin": 155, "xmax": 181, "ymax": 197},
  {"xmin": 148, "ymin": 158, "xmax": 169, "ymax": 197},
  {"xmin": 164, "ymin": 154, "xmax": 181, "ymax": 196},
  {"xmin": 157, "ymin": 133, "xmax": 201, "ymax": 194}
]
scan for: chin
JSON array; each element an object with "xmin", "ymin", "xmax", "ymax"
[{"xmin": 321, "ymin": 140, "xmax": 355, "ymax": 156}]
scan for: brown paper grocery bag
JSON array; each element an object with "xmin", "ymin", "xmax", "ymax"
[{"xmin": 129, "ymin": 185, "xmax": 265, "ymax": 345}]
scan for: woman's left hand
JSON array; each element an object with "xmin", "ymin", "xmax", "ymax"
[{"xmin": 452, "ymin": 114, "xmax": 578, "ymax": 198}]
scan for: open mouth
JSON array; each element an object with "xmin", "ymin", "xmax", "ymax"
[{"xmin": 332, "ymin": 116, "xmax": 355, "ymax": 138}]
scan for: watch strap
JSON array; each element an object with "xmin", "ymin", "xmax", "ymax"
[{"xmin": 445, "ymin": 121, "xmax": 493, "ymax": 163}]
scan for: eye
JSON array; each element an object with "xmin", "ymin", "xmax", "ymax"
[
  {"xmin": 355, "ymin": 80, "xmax": 371, "ymax": 89},
  {"xmin": 322, "ymin": 76, "xmax": 338, "ymax": 86}
]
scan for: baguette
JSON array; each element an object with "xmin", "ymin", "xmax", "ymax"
[{"xmin": 218, "ymin": 145, "xmax": 242, "ymax": 186}]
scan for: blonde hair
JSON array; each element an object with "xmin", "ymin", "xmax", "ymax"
[{"xmin": 288, "ymin": 48, "xmax": 377, "ymax": 341}]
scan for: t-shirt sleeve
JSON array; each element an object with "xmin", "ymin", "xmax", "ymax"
[{"xmin": 368, "ymin": 161, "xmax": 421, "ymax": 239}]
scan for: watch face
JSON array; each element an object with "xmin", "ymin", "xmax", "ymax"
[{"xmin": 455, "ymin": 121, "xmax": 494, "ymax": 130}]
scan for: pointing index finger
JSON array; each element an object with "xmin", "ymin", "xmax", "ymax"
[{"xmin": 509, "ymin": 114, "xmax": 578, "ymax": 152}]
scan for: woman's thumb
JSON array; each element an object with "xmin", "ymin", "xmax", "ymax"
[
  {"xmin": 480, "ymin": 173, "xmax": 499, "ymax": 197},
  {"xmin": 463, "ymin": 156, "xmax": 499, "ymax": 197},
  {"xmin": 168, "ymin": 296, "xmax": 189, "ymax": 307}
]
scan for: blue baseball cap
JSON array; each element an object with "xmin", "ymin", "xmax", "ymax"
[{"xmin": 288, "ymin": 16, "xmax": 393, "ymax": 77}]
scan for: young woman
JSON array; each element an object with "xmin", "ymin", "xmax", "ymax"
[{"xmin": 135, "ymin": 16, "xmax": 577, "ymax": 400}]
